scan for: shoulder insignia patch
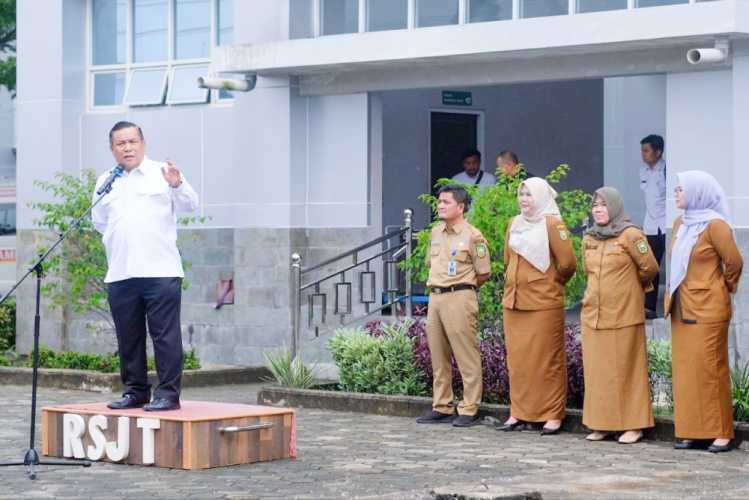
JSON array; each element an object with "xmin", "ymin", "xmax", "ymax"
[
  {"xmin": 636, "ymin": 239, "xmax": 649, "ymax": 254},
  {"xmin": 559, "ymin": 229, "xmax": 569, "ymax": 241},
  {"xmin": 476, "ymin": 243, "xmax": 488, "ymax": 258}
]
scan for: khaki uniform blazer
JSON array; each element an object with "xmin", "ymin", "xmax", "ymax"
[
  {"xmin": 503, "ymin": 215, "xmax": 576, "ymax": 311},
  {"xmin": 665, "ymin": 217, "xmax": 743, "ymax": 323},
  {"xmin": 581, "ymin": 227, "xmax": 658, "ymax": 330}
]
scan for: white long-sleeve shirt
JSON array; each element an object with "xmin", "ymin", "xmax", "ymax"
[
  {"xmin": 639, "ymin": 159, "xmax": 666, "ymax": 235},
  {"xmin": 92, "ymin": 157, "xmax": 200, "ymax": 283}
]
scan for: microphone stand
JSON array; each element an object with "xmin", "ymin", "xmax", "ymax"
[{"xmin": 0, "ymin": 169, "xmax": 122, "ymax": 479}]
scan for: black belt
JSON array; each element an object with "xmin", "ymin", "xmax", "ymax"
[{"xmin": 430, "ymin": 284, "xmax": 476, "ymax": 294}]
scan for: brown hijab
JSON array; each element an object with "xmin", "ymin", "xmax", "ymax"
[{"xmin": 585, "ymin": 187, "xmax": 637, "ymax": 240}]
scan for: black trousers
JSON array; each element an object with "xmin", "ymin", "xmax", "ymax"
[
  {"xmin": 645, "ymin": 231, "xmax": 666, "ymax": 312},
  {"xmin": 108, "ymin": 277, "xmax": 183, "ymax": 401}
]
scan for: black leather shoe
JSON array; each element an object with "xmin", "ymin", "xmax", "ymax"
[
  {"xmin": 452, "ymin": 414, "xmax": 481, "ymax": 428},
  {"xmin": 416, "ymin": 410, "xmax": 455, "ymax": 424},
  {"xmin": 107, "ymin": 394, "xmax": 148, "ymax": 409},
  {"xmin": 497, "ymin": 420, "xmax": 524, "ymax": 432},
  {"xmin": 540, "ymin": 426, "xmax": 561, "ymax": 436},
  {"xmin": 143, "ymin": 398, "xmax": 181, "ymax": 412},
  {"xmin": 707, "ymin": 442, "xmax": 732, "ymax": 453},
  {"xmin": 674, "ymin": 439, "xmax": 707, "ymax": 450}
]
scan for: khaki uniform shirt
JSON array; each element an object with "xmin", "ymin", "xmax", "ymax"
[
  {"xmin": 581, "ymin": 227, "xmax": 658, "ymax": 330},
  {"xmin": 426, "ymin": 219, "xmax": 492, "ymax": 288},
  {"xmin": 502, "ymin": 215, "xmax": 577, "ymax": 310},
  {"xmin": 665, "ymin": 217, "xmax": 743, "ymax": 323}
]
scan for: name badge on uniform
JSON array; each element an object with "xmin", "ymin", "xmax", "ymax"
[{"xmin": 448, "ymin": 249, "xmax": 457, "ymax": 276}]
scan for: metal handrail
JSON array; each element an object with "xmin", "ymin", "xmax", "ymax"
[
  {"xmin": 300, "ymin": 227, "xmax": 408, "ymax": 275},
  {"xmin": 300, "ymin": 242, "xmax": 407, "ymax": 292},
  {"xmin": 290, "ymin": 209, "xmax": 414, "ymax": 358}
]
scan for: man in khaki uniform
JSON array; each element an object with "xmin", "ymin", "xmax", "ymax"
[{"xmin": 416, "ymin": 185, "xmax": 492, "ymax": 427}]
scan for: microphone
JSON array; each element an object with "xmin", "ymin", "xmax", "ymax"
[{"xmin": 96, "ymin": 165, "xmax": 125, "ymax": 195}]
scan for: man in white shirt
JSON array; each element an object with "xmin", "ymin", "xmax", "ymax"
[
  {"xmin": 451, "ymin": 149, "xmax": 497, "ymax": 189},
  {"xmin": 93, "ymin": 121, "xmax": 199, "ymax": 411},
  {"xmin": 639, "ymin": 134, "xmax": 666, "ymax": 319}
]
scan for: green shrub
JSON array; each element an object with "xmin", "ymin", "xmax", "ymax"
[
  {"xmin": 401, "ymin": 164, "xmax": 591, "ymax": 325},
  {"xmin": 24, "ymin": 346, "xmax": 201, "ymax": 373},
  {"xmin": 183, "ymin": 349, "xmax": 201, "ymax": 370},
  {"xmin": 731, "ymin": 362, "xmax": 749, "ymax": 422},
  {"xmin": 0, "ymin": 297, "xmax": 15, "ymax": 352},
  {"xmin": 263, "ymin": 349, "xmax": 318, "ymax": 389},
  {"xmin": 647, "ymin": 339, "xmax": 673, "ymax": 411},
  {"xmin": 327, "ymin": 321, "xmax": 427, "ymax": 396},
  {"xmin": 0, "ymin": 353, "xmax": 9, "ymax": 366}
]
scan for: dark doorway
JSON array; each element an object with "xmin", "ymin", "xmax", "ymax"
[{"xmin": 430, "ymin": 112, "xmax": 478, "ymax": 192}]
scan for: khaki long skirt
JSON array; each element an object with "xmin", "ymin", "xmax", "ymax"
[
  {"xmin": 672, "ymin": 318, "xmax": 734, "ymax": 439},
  {"xmin": 504, "ymin": 307, "xmax": 567, "ymax": 422},
  {"xmin": 581, "ymin": 323, "xmax": 654, "ymax": 431}
]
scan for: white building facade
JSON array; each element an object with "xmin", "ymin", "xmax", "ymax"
[{"xmin": 15, "ymin": 0, "xmax": 749, "ymax": 365}]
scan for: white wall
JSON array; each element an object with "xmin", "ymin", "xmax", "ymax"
[
  {"xmin": 307, "ymin": 93, "xmax": 369, "ymax": 227},
  {"xmin": 604, "ymin": 75, "xmax": 666, "ymax": 229},
  {"xmin": 666, "ymin": 69, "xmax": 734, "ymax": 227}
]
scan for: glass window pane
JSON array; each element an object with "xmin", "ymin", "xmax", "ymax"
[
  {"xmin": 521, "ymin": 0, "xmax": 568, "ymax": 18},
  {"xmin": 218, "ymin": 0, "xmax": 233, "ymax": 45},
  {"xmin": 92, "ymin": 0, "xmax": 127, "ymax": 65},
  {"xmin": 175, "ymin": 0, "xmax": 211, "ymax": 59},
  {"xmin": 417, "ymin": 0, "xmax": 459, "ymax": 27},
  {"xmin": 0, "ymin": 204, "xmax": 15, "ymax": 235},
  {"xmin": 134, "ymin": 0, "xmax": 168, "ymax": 62},
  {"xmin": 578, "ymin": 0, "xmax": 627, "ymax": 12},
  {"xmin": 290, "ymin": 0, "xmax": 314, "ymax": 39},
  {"xmin": 367, "ymin": 0, "xmax": 408, "ymax": 32},
  {"xmin": 322, "ymin": 0, "xmax": 359, "ymax": 35},
  {"xmin": 167, "ymin": 65, "xmax": 210, "ymax": 104},
  {"xmin": 125, "ymin": 68, "xmax": 168, "ymax": 106},
  {"xmin": 469, "ymin": 0, "xmax": 513, "ymax": 22},
  {"xmin": 93, "ymin": 72, "xmax": 126, "ymax": 106},
  {"xmin": 637, "ymin": 0, "xmax": 688, "ymax": 6}
]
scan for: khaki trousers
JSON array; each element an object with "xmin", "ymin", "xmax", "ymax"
[{"xmin": 426, "ymin": 289, "xmax": 482, "ymax": 416}]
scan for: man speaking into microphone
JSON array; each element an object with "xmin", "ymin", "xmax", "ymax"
[{"xmin": 92, "ymin": 121, "xmax": 199, "ymax": 411}]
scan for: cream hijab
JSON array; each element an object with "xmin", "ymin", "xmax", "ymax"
[{"xmin": 509, "ymin": 177, "xmax": 562, "ymax": 272}]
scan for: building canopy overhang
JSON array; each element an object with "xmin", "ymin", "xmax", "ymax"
[{"xmin": 214, "ymin": 1, "xmax": 749, "ymax": 95}]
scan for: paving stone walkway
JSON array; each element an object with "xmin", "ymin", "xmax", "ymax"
[{"xmin": 1, "ymin": 383, "xmax": 748, "ymax": 499}]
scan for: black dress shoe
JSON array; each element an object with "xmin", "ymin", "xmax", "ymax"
[
  {"xmin": 416, "ymin": 410, "xmax": 455, "ymax": 424},
  {"xmin": 497, "ymin": 420, "xmax": 524, "ymax": 432},
  {"xmin": 673, "ymin": 439, "xmax": 709, "ymax": 450},
  {"xmin": 540, "ymin": 426, "xmax": 561, "ymax": 436},
  {"xmin": 107, "ymin": 394, "xmax": 148, "ymax": 409},
  {"xmin": 452, "ymin": 414, "xmax": 481, "ymax": 428},
  {"xmin": 143, "ymin": 398, "xmax": 181, "ymax": 411},
  {"xmin": 707, "ymin": 442, "xmax": 732, "ymax": 453}
]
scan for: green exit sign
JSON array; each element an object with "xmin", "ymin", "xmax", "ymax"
[{"xmin": 442, "ymin": 90, "xmax": 473, "ymax": 106}]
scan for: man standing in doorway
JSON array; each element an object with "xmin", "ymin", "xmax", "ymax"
[
  {"xmin": 93, "ymin": 121, "xmax": 199, "ymax": 411},
  {"xmin": 640, "ymin": 134, "xmax": 666, "ymax": 319},
  {"xmin": 416, "ymin": 185, "xmax": 491, "ymax": 427},
  {"xmin": 452, "ymin": 149, "xmax": 496, "ymax": 189}
]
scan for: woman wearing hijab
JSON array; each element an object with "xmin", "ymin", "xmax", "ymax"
[
  {"xmin": 500, "ymin": 177, "xmax": 577, "ymax": 434},
  {"xmin": 667, "ymin": 171, "xmax": 743, "ymax": 453},
  {"xmin": 581, "ymin": 187, "xmax": 658, "ymax": 444}
]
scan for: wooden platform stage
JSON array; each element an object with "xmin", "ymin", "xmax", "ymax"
[{"xmin": 42, "ymin": 401, "xmax": 296, "ymax": 470}]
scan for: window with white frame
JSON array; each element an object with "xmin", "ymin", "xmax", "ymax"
[{"xmin": 89, "ymin": 0, "xmax": 233, "ymax": 109}]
